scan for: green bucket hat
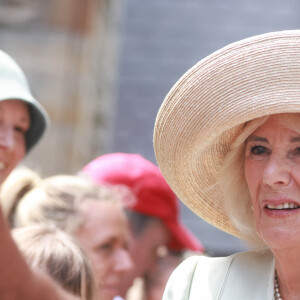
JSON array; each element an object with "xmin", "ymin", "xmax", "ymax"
[{"xmin": 0, "ymin": 50, "xmax": 49, "ymax": 152}]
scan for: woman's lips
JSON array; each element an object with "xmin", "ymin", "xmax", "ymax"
[
  {"xmin": 265, "ymin": 202, "xmax": 300, "ymax": 210},
  {"xmin": 102, "ymin": 284, "xmax": 120, "ymax": 296},
  {"xmin": 262, "ymin": 199, "xmax": 300, "ymax": 217}
]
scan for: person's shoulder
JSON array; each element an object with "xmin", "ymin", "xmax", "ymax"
[
  {"xmin": 163, "ymin": 254, "xmax": 233, "ymax": 300},
  {"xmin": 174, "ymin": 249, "xmax": 272, "ymax": 272},
  {"xmin": 163, "ymin": 250, "xmax": 273, "ymax": 300},
  {"xmin": 229, "ymin": 248, "xmax": 273, "ymax": 267},
  {"xmin": 228, "ymin": 248, "xmax": 274, "ymax": 280},
  {"xmin": 177, "ymin": 252, "xmax": 235, "ymax": 272}
]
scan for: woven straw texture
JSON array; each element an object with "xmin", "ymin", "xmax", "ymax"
[{"xmin": 154, "ymin": 30, "xmax": 300, "ymax": 237}]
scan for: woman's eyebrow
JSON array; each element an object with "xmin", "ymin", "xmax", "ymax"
[
  {"xmin": 290, "ymin": 136, "xmax": 300, "ymax": 143},
  {"xmin": 20, "ymin": 117, "xmax": 29, "ymax": 123},
  {"xmin": 246, "ymin": 136, "xmax": 268, "ymax": 143}
]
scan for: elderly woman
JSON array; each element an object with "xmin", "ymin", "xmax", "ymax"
[
  {"xmin": 154, "ymin": 30, "xmax": 300, "ymax": 299},
  {"xmin": 0, "ymin": 50, "xmax": 84, "ymax": 299}
]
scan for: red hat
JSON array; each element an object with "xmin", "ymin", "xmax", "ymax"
[{"xmin": 81, "ymin": 153, "xmax": 204, "ymax": 252}]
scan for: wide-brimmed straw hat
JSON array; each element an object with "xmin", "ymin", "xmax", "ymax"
[
  {"xmin": 154, "ymin": 30, "xmax": 300, "ymax": 238},
  {"xmin": 0, "ymin": 50, "xmax": 49, "ymax": 152}
]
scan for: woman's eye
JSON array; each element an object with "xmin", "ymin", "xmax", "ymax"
[
  {"xmin": 14, "ymin": 126, "xmax": 26, "ymax": 134},
  {"xmin": 290, "ymin": 147, "xmax": 300, "ymax": 156},
  {"xmin": 99, "ymin": 243, "xmax": 113, "ymax": 251},
  {"xmin": 250, "ymin": 145, "xmax": 268, "ymax": 155}
]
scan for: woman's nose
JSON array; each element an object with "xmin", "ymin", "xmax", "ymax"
[
  {"xmin": 115, "ymin": 249, "xmax": 134, "ymax": 272},
  {"xmin": 263, "ymin": 155, "xmax": 291, "ymax": 188},
  {"xmin": 0, "ymin": 123, "xmax": 14, "ymax": 150}
]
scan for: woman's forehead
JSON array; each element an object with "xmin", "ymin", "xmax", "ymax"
[
  {"xmin": 0, "ymin": 99, "xmax": 29, "ymax": 114},
  {"xmin": 250, "ymin": 117, "xmax": 300, "ymax": 142},
  {"xmin": 247, "ymin": 114, "xmax": 300, "ymax": 134}
]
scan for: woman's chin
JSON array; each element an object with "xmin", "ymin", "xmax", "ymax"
[{"xmin": 259, "ymin": 228, "xmax": 300, "ymax": 250}]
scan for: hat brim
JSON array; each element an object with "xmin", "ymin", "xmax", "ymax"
[
  {"xmin": 0, "ymin": 49, "xmax": 49, "ymax": 152},
  {"xmin": 154, "ymin": 30, "xmax": 300, "ymax": 238},
  {"xmin": 0, "ymin": 96, "xmax": 49, "ymax": 152}
]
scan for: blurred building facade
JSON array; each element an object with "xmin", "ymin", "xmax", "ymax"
[
  {"xmin": 0, "ymin": 0, "xmax": 122, "ymax": 175},
  {"xmin": 112, "ymin": 0, "xmax": 300, "ymax": 255},
  {"xmin": 2, "ymin": 0, "xmax": 300, "ymax": 255}
]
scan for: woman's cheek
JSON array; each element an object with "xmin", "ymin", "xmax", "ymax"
[{"xmin": 291, "ymin": 166, "xmax": 300, "ymax": 185}]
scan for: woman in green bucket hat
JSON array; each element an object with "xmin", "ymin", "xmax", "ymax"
[{"xmin": 0, "ymin": 50, "xmax": 80, "ymax": 299}]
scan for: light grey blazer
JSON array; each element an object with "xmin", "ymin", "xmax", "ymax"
[{"xmin": 162, "ymin": 250, "xmax": 275, "ymax": 300}]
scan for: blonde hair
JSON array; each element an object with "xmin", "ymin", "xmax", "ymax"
[
  {"xmin": 0, "ymin": 168, "xmax": 124, "ymax": 232},
  {"xmin": 0, "ymin": 167, "xmax": 41, "ymax": 227},
  {"xmin": 219, "ymin": 113, "xmax": 300, "ymax": 248},
  {"xmin": 12, "ymin": 224, "xmax": 96, "ymax": 300}
]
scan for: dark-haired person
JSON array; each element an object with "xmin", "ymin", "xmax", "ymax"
[{"xmin": 81, "ymin": 152, "xmax": 204, "ymax": 300}]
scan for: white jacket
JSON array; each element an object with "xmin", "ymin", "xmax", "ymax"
[{"xmin": 162, "ymin": 250, "xmax": 275, "ymax": 300}]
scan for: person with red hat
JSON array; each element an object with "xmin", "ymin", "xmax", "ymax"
[{"xmin": 80, "ymin": 152, "xmax": 204, "ymax": 300}]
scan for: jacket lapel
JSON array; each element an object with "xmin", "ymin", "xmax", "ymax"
[{"xmin": 220, "ymin": 250, "xmax": 275, "ymax": 300}]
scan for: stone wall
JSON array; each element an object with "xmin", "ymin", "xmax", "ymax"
[
  {"xmin": 0, "ymin": 0, "xmax": 123, "ymax": 175},
  {"xmin": 112, "ymin": 0, "xmax": 300, "ymax": 255}
]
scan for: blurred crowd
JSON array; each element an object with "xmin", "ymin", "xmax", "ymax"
[
  {"xmin": 2, "ymin": 153, "xmax": 205, "ymax": 300},
  {"xmin": 0, "ymin": 49, "xmax": 204, "ymax": 300}
]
